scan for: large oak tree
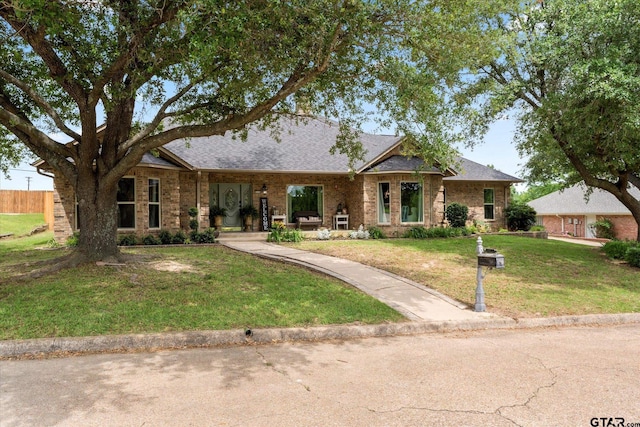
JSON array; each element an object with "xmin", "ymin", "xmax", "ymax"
[
  {"xmin": 1, "ymin": 0, "xmax": 501, "ymax": 263},
  {"xmin": 450, "ymin": 0, "xmax": 640, "ymax": 240}
]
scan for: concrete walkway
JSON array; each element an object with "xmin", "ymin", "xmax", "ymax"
[
  {"xmin": 221, "ymin": 240, "xmax": 499, "ymax": 322},
  {"xmin": 548, "ymin": 235, "xmax": 606, "ymax": 247}
]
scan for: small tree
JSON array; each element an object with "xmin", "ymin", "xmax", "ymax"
[
  {"xmin": 505, "ymin": 203, "xmax": 537, "ymax": 231},
  {"xmin": 445, "ymin": 203, "xmax": 468, "ymax": 228}
]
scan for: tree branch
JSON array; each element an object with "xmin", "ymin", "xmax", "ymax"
[
  {"xmin": 118, "ymin": 80, "xmax": 199, "ymax": 155},
  {"xmin": 0, "ymin": 69, "xmax": 81, "ymax": 141},
  {"xmin": 0, "ymin": 106, "xmax": 77, "ymax": 180},
  {"xmin": 88, "ymin": 1, "xmax": 182, "ymax": 106},
  {"xmin": 0, "ymin": 6, "xmax": 88, "ymax": 107}
]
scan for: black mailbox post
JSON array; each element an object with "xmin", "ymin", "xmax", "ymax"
[{"xmin": 477, "ymin": 250, "xmax": 505, "ymax": 269}]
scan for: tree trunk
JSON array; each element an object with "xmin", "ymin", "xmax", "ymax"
[{"xmin": 76, "ymin": 176, "xmax": 120, "ymax": 262}]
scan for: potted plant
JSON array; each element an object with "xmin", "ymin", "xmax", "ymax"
[
  {"xmin": 239, "ymin": 205, "xmax": 259, "ymax": 231},
  {"xmin": 209, "ymin": 206, "xmax": 227, "ymax": 230}
]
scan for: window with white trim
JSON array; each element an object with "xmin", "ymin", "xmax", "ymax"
[
  {"xmin": 148, "ymin": 178, "xmax": 160, "ymax": 229},
  {"xmin": 117, "ymin": 177, "xmax": 136, "ymax": 229},
  {"xmin": 484, "ymin": 188, "xmax": 495, "ymax": 220},
  {"xmin": 378, "ymin": 182, "xmax": 390, "ymax": 223},
  {"xmin": 401, "ymin": 182, "xmax": 423, "ymax": 223}
]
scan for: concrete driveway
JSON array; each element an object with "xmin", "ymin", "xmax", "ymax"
[{"xmin": 2, "ymin": 323, "xmax": 639, "ymax": 427}]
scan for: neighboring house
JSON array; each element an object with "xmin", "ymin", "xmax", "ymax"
[
  {"xmin": 528, "ymin": 184, "xmax": 639, "ymax": 240},
  {"xmin": 40, "ymin": 117, "xmax": 522, "ymax": 242}
]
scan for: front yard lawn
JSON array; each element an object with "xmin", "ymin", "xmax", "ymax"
[
  {"xmin": 294, "ymin": 235, "xmax": 640, "ymax": 318},
  {"xmin": 1, "ymin": 230, "xmax": 638, "ymax": 341},
  {"xmin": 0, "ymin": 242, "xmax": 404, "ymax": 340}
]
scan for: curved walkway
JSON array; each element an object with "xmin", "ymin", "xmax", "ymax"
[{"xmin": 221, "ymin": 240, "xmax": 499, "ymax": 322}]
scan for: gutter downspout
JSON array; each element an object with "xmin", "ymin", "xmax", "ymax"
[
  {"xmin": 429, "ymin": 178, "xmax": 433, "ymax": 225},
  {"xmin": 196, "ymin": 171, "xmax": 201, "ymax": 231},
  {"xmin": 556, "ymin": 214, "xmax": 564, "ymax": 234}
]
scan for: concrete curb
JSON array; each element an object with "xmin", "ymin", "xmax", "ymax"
[{"xmin": 2, "ymin": 313, "xmax": 639, "ymax": 359}]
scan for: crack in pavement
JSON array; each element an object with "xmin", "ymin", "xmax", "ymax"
[{"xmin": 254, "ymin": 348, "xmax": 312, "ymax": 392}]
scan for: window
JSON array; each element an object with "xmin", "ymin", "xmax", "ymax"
[
  {"xmin": 401, "ymin": 182, "xmax": 423, "ymax": 223},
  {"xmin": 484, "ymin": 188, "xmax": 495, "ymax": 220},
  {"xmin": 117, "ymin": 177, "xmax": 136, "ymax": 229},
  {"xmin": 287, "ymin": 185, "xmax": 323, "ymax": 222},
  {"xmin": 378, "ymin": 182, "xmax": 390, "ymax": 223},
  {"xmin": 149, "ymin": 178, "xmax": 160, "ymax": 229}
]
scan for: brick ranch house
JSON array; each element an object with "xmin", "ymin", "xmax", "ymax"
[
  {"xmin": 528, "ymin": 184, "xmax": 639, "ymax": 240},
  {"xmin": 38, "ymin": 117, "xmax": 523, "ymax": 243}
]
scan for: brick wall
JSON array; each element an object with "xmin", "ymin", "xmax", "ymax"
[
  {"xmin": 444, "ymin": 181, "xmax": 511, "ymax": 230},
  {"xmin": 599, "ymin": 215, "xmax": 637, "ymax": 240},
  {"xmin": 540, "ymin": 214, "xmax": 637, "ymax": 240},
  {"xmin": 203, "ymin": 172, "xmax": 356, "ymax": 229},
  {"xmin": 540, "ymin": 215, "xmax": 588, "ymax": 237},
  {"xmin": 52, "ymin": 167, "xmax": 182, "ymax": 243},
  {"xmin": 361, "ymin": 174, "xmax": 445, "ymax": 236},
  {"xmin": 52, "ymin": 166, "xmax": 519, "ymax": 241}
]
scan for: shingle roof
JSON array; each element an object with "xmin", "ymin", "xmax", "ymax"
[
  {"xmin": 139, "ymin": 152, "xmax": 181, "ymax": 168},
  {"xmin": 528, "ymin": 184, "xmax": 639, "ymax": 215},
  {"xmin": 162, "ymin": 117, "xmax": 402, "ymax": 174},
  {"xmin": 445, "ymin": 157, "xmax": 523, "ymax": 182},
  {"xmin": 161, "ymin": 118, "xmax": 523, "ymax": 182},
  {"xmin": 362, "ymin": 155, "xmax": 443, "ymax": 174}
]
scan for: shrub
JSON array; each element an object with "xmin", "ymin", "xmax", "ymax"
[
  {"xmin": 530, "ymin": 225, "xmax": 546, "ymax": 232},
  {"xmin": 66, "ymin": 232, "xmax": 80, "ymax": 247},
  {"xmin": 142, "ymin": 234, "xmax": 162, "ymax": 245},
  {"xmin": 505, "ymin": 202, "xmax": 537, "ymax": 231},
  {"xmin": 625, "ymin": 247, "xmax": 640, "ymax": 268},
  {"xmin": 190, "ymin": 228, "xmax": 217, "ymax": 244},
  {"xmin": 403, "ymin": 226, "xmax": 429, "ymax": 238},
  {"xmin": 171, "ymin": 230, "xmax": 188, "ymax": 244},
  {"xmin": 472, "ymin": 220, "xmax": 490, "ymax": 233},
  {"xmin": 317, "ymin": 229, "xmax": 332, "ymax": 240},
  {"xmin": 209, "ymin": 206, "xmax": 227, "ymax": 217},
  {"xmin": 118, "ymin": 234, "xmax": 138, "ymax": 246},
  {"xmin": 267, "ymin": 223, "xmax": 303, "ymax": 243},
  {"xmin": 445, "ymin": 203, "xmax": 468, "ymax": 228},
  {"xmin": 591, "ymin": 218, "xmax": 615, "ymax": 240},
  {"xmin": 158, "ymin": 229, "xmax": 173, "ymax": 244},
  {"xmin": 368, "ymin": 226, "xmax": 386, "ymax": 239},
  {"xmin": 402, "ymin": 226, "xmax": 465, "ymax": 239},
  {"xmin": 349, "ymin": 225, "xmax": 369, "ymax": 239},
  {"xmin": 602, "ymin": 240, "xmax": 637, "ymax": 260}
]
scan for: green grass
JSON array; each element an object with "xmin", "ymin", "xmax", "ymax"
[
  {"xmin": 0, "ymin": 213, "xmax": 47, "ymax": 237},
  {"xmin": 0, "ymin": 243, "xmax": 403, "ymax": 340},
  {"xmin": 295, "ymin": 236, "xmax": 640, "ymax": 318},
  {"xmin": 2, "ymin": 224, "xmax": 638, "ymax": 341}
]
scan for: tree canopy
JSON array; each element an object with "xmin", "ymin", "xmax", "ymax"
[
  {"xmin": 1, "ymin": 0, "xmax": 507, "ymax": 261},
  {"xmin": 449, "ymin": 0, "xmax": 640, "ymax": 239}
]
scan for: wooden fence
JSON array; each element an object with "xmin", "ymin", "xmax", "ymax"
[{"xmin": 0, "ymin": 190, "xmax": 54, "ymax": 229}]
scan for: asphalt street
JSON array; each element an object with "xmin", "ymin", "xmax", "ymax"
[{"xmin": 2, "ymin": 323, "xmax": 639, "ymax": 427}]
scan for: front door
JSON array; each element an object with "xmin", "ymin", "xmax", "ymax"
[{"xmin": 211, "ymin": 183, "xmax": 252, "ymax": 229}]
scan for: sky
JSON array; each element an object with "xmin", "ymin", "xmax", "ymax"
[{"xmin": 0, "ymin": 117, "xmax": 526, "ymax": 192}]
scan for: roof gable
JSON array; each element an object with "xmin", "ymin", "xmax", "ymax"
[{"xmin": 362, "ymin": 155, "xmax": 444, "ymax": 174}]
